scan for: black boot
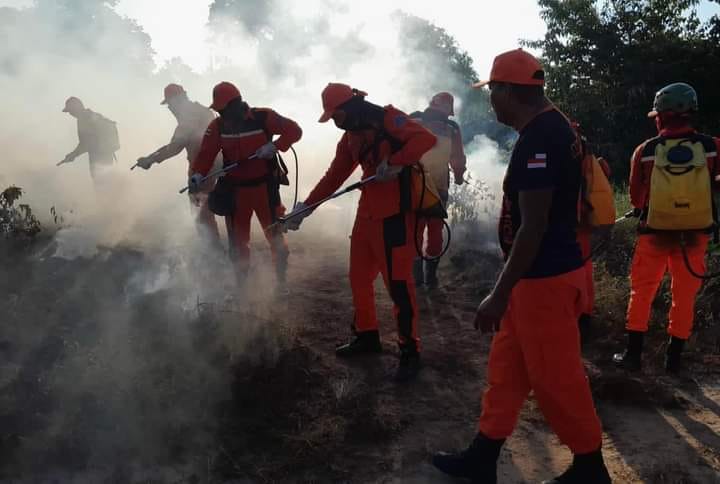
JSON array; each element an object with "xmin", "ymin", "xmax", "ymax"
[
  {"xmin": 665, "ymin": 336, "xmax": 686, "ymax": 373},
  {"xmin": 394, "ymin": 345, "xmax": 421, "ymax": 382},
  {"xmin": 413, "ymin": 258, "xmax": 424, "ymax": 287},
  {"xmin": 425, "ymin": 259, "xmax": 439, "ymax": 289},
  {"xmin": 542, "ymin": 448, "xmax": 611, "ymax": 484},
  {"xmin": 432, "ymin": 433, "xmax": 504, "ymax": 484},
  {"xmin": 335, "ymin": 330, "xmax": 382, "ymax": 358},
  {"xmin": 612, "ymin": 331, "xmax": 644, "ymax": 371}
]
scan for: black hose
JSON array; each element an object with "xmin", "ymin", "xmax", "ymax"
[
  {"xmin": 680, "ymin": 232, "xmax": 720, "ymax": 280},
  {"xmin": 290, "ymin": 146, "xmax": 299, "ymax": 208},
  {"xmin": 414, "ymin": 164, "xmax": 451, "ymax": 262}
]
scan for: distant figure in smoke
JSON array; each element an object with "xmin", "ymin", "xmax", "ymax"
[
  {"xmin": 188, "ymin": 82, "xmax": 302, "ymax": 287},
  {"xmin": 136, "ymin": 84, "xmax": 221, "ymax": 245},
  {"xmin": 409, "ymin": 92, "xmax": 467, "ymax": 289},
  {"xmin": 285, "ymin": 83, "xmax": 437, "ymax": 382},
  {"xmin": 59, "ymin": 97, "xmax": 120, "ymax": 186}
]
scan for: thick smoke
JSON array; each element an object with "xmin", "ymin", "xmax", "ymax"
[{"xmin": 0, "ymin": 0, "xmax": 507, "ymax": 480}]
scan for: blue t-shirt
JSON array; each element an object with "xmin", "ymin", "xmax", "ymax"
[{"xmin": 498, "ymin": 109, "xmax": 584, "ymax": 278}]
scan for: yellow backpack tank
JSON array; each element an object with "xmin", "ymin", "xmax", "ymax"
[
  {"xmin": 580, "ymin": 154, "xmax": 616, "ymax": 229},
  {"xmin": 642, "ymin": 135, "xmax": 716, "ymax": 231}
]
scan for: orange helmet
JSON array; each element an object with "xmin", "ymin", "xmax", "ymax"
[
  {"xmin": 62, "ymin": 96, "xmax": 84, "ymax": 113},
  {"xmin": 211, "ymin": 81, "xmax": 242, "ymax": 111},
  {"xmin": 429, "ymin": 92, "xmax": 454, "ymax": 116},
  {"xmin": 318, "ymin": 83, "xmax": 367, "ymax": 123},
  {"xmin": 473, "ymin": 49, "xmax": 544, "ymax": 88},
  {"xmin": 161, "ymin": 83, "xmax": 186, "ymax": 105}
]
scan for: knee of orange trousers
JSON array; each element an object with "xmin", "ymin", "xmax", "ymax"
[
  {"xmin": 666, "ymin": 240, "xmax": 707, "ymax": 339},
  {"xmin": 423, "ymin": 217, "xmax": 444, "ymax": 257},
  {"xmin": 226, "ymin": 216, "xmax": 251, "ymax": 263},
  {"xmin": 478, "ymin": 319, "xmax": 532, "ymax": 440}
]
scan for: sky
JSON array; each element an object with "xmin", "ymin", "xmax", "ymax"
[{"xmin": 2, "ymin": 0, "xmax": 718, "ymax": 76}]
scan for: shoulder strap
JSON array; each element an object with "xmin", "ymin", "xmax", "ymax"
[
  {"xmin": 690, "ymin": 133, "xmax": 717, "ymax": 155},
  {"xmin": 641, "ymin": 135, "xmax": 664, "ymax": 159}
]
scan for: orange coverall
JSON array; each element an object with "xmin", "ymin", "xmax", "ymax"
[
  {"xmin": 626, "ymin": 128, "xmax": 719, "ymax": 339},
  {"xmin": 304, "ymin": 106, "xmax": 436, "ymax": 351},
  {"xmin": 192, "ymin": 108, "xmax": 302, "ymax": 275}
]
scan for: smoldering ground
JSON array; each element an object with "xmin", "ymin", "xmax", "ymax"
[{"xmin": 0, "ymin": 1, "xmax": 508, "ymax": 481}]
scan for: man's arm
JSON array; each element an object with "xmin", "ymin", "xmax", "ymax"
[
  {"xmin": 190, "ymin": 119, "xmax": 221, "ymax": 176},
  {"xmin": 449, "ymin": 125, "xmax": 467, "ymax": 183},
  {"xmin": 384, "ymin": 111, "xmax": 437, "ymax": 166},
  {"xmin": 629, "ymin": 145, "xmax": 646, "ymax": 208},
  {"xmin": 263, "ymin": 109, "xmax": 303, "ymax": 151},
  {"xmin": 304, "ymin": 135, "xmax": 359, "ymax": 205}
]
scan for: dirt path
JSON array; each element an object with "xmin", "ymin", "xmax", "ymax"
[{"xmin": 1, "ymin": 236, "xmax": 719, "ymax": 483}]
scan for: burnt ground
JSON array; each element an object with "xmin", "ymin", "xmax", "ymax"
[{"xmin": 0, "ymin": 227, "xmax": 719, "ymax": 483}]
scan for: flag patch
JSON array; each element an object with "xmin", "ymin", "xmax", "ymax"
[{"xmin": 527, "ymin": 153, "xmax": 547, "ymax": 169}]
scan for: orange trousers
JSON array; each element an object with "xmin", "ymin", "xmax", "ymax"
[
  {"xmin": 577, "ymin": 230, "xmax": 594, "ymax": 315},
  {"xmin": 478, "ymin": 268, "xmax": 603, "ymax": 455},
  {"xmin": 350, "ymin": 213, "xmax": 420, "ymax": 351},
  {"xmin": 226, "ymin": 183, "xmax": 288, "ymax": 274},
  {"xmin": 626, "ymin": 233, "xmax": 709, "ymax": 340},
  {"xmin": 416, "ymin": 217, "xmax": 445, "ymax": 257}
]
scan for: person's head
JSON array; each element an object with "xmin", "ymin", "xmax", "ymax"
[
  {"xmin": 647, "ymin": 82, "xmax": 698, "ymax": 132},
  {"xmin": 62, "ymin": 96, "xmax": 85, "ymax": 118},
  {"xmin": 428, "ymin": 92, "xmax": 454, "ymax": 118},
  {"xmin": 473, "ymin": 49, "xmax": 546, "ymax": 128},
  {"xmin": 161, "ymin": 83, "xmax": 189, "ymax": 116},
  {"xmin": 210, "ymin": 81, "xmax": 246, "ymax": 120},
  {"xmin": 318, "ymin": 83, "xmax": 381, "ymax": 131}
]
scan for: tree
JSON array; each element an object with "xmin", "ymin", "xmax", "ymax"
[{"xmin": 528, "ymin": 0, "xmax": 720, "ymax": 180}]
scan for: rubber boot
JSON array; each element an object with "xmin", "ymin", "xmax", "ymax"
[
  {"xmin": 542, "ymin": 448, "xmax": 611, "ymax": 484},
  {"xmin": 612, "ymin": 330, "xmax": 643, "ymax": 371},
  {"xmin": 432, "ymin": 432, "xmax": 505, "ymax": 484},
  {"xmin": 394, "ymin": 344, "xmax": 421, "ymax": 382},
  {"xmin": 413, "ymin": 258, "xmax": 424, "ymax": 287},
  {"xmin": 425, "ymin": 259, "xmax": 439, "ymax": 289},
  {"xmin": 335, "ymin": 330, "xmax": 382, "ymax": 358},
  {"xmin": 665, "ymin": 336, "xmax": 686, "ymax": 373}
]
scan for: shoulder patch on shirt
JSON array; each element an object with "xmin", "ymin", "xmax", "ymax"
[
  {"xmin": 394, "ymin": 115, "xmax": 407, "ymax": 128},
  {"xmin": 527, "ymin": 153, "xmax": 547, "ymax": 169}
]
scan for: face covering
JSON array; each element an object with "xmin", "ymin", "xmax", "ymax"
[
  {"xmin": 336, "ymin": 97, "xmax": 385, "ymax": 131},
  {"xmin": 220, "ymin": 98, "xmax": 249, "ymax": 123}
]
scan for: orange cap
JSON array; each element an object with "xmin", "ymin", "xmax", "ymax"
[
  {"xmin": 473, "ymin": 49, "xmax": 544, "ymax": 88},
  {"xmin": 211, "ymin": 81, "xmax": 242, "ymax": 111},
  {"xmin": 318, "ymin": 83, "xmax": 367, "ymax": 123},
  {"xmin": 62, "ymin": 96, "xmax": 84, "ymax": 113},
  {"xmin": 161, "ymin": 83, "xmax": 186, "ymax": 105},
  {"xmin": 429, "ymin": 92, "xmax": 454, "ymax": 116}
]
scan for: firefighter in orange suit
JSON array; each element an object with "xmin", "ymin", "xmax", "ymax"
[
  {"xmin": 188, "ymin": 82, "xmax": 302, "ymax": 286},
  {"xmin": 613, "ymin": 82, "xmax": 720, "ymax": 373},
  {"xmin": 285, "ymin": 83, "xmax": 436, "ymax": 382}
]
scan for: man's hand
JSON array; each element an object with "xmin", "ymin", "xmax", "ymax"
[
  {"xmin": 285, "ymin": 202, "xmax": 310, "ymax": 231},
  {"xmin": 255, "ymin": 142, "xmax": 278, "ymax": 160},
  {"xmin": 136, "ymin": 156, "xmax": 154, "ymax": 170},
  {"xmin": 376, "ymin": 158, "xmax": 403, "ymax": 182},
  {"xmin": 454, "ymin": 171, "xmax": 465, "ymax": 185},
  {"xmin": 473, "ymin": 290, "xmax": 510, "ymax": 334}
]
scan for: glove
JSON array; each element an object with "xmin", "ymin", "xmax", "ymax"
[
  {"xmin": 375, "ymin": 158, "xmax": 403, "ymax": 182},
  {"xmin": 285, "ymin": 202, "xmax": 310, "ymax": 231},
  {"xmin": 188, "ymin": 173, "xmax": 204, "ymax": 194},
  {"xmin": 136, "ymin": 156, "xmax": 154, "ymax": 170},
  {"xmin": 255, "ymin": 142, "xmax": 278, "ymax": 160}
]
